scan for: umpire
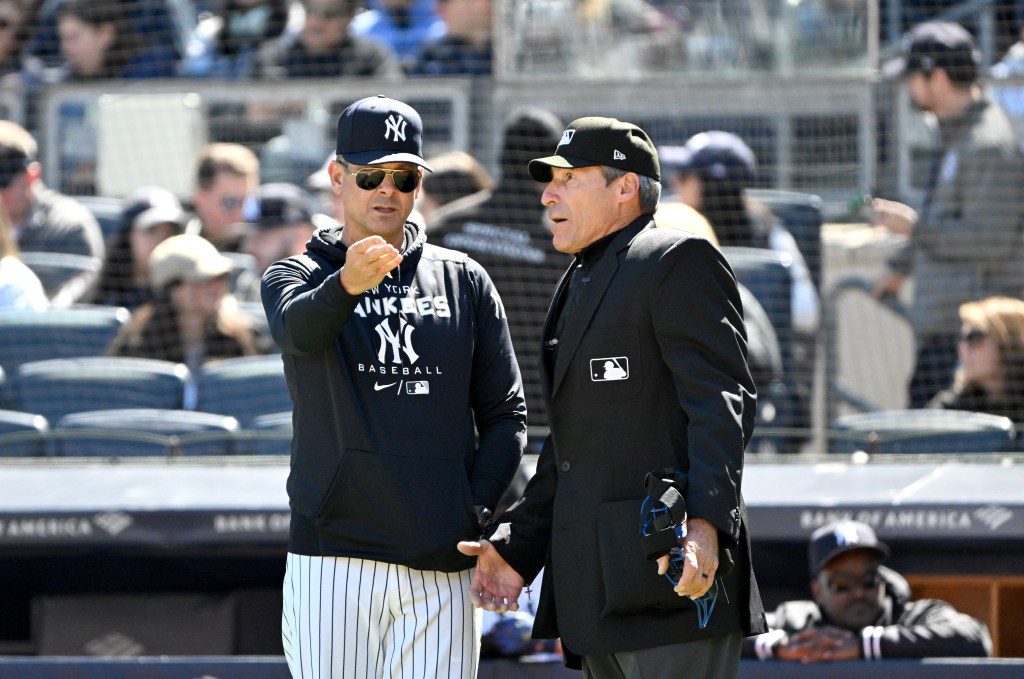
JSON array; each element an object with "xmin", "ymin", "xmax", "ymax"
[{"xmin": 459, "ymin": 117, "xmax": 766, "ymax": 678}]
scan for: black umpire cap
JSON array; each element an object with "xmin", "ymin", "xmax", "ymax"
[
  {"xmin": 528, "ymin": 117, "xmax": 660, "ymax": 183},
  {"xmin": 336, "ymin": 95, "xmax": 432, "ymax": 171},
  {"xmin": 884, "ymin": 21, "xmax": 981, "ymax": 85}
]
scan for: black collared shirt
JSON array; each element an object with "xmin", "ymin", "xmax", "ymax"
[{"xmin": 552, "ymin": 228, "xmax": 621, "ymax": 347}]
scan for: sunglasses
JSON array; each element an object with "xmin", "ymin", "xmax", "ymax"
[
  {"xmin": 343, "ymin": 166, "xmax": 421, "ymax": 193},
  {"xmin": 826, "ymin": 570, "xmax": 883, "ymax": 595},
  {"xmin": 959, "ymin": 327, "xmax": 988, "ymax": 347},
  {"xmin": 0, "ymin": 17, "xmax": 15, "ymax": 31}
]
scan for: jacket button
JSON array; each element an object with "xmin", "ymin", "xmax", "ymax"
[{"xmin": 560, "ymin": 461, "xmax": 571, "ymax": 472}]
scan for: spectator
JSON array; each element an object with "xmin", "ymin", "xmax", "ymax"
[
  {"xmin": 0, "ymin": 200, "xmax": 47, "ymax": 311},
  {"xmin": 665, "ymin": 132, "xmax": 821, "ymax": 336},
  {"xmin": 930, "ymin": 296, "xmax": 1024, "ymax": 423},
  {"xmin": 180, "ymin": 0, "xmax": 293, "ymax": 79},
  {"xmin": 427, "ymin": 108, "xmax": 567, "ymax": 431},
  {"xmin": 0, "ymin": 121, "xmax": 104, "ymax": 304},
  {"xmin": 306, "ymin": 153, "xmax": 344, "ymax": 225},
  {"xmin": 410, "ymin": 0, "xmax": 492, "ymax": 76},
  {"xmin": 349, "ymin": 0, "xmax": 444, "ymax": 70},
  {"xmin": 243, "ymin": 182, "xmax": 317, "ymax": 277},
  {"xmin": 192, "ymin": 143, "xmax": 260, "ymax": 253},
  {"xmin": 262, "ymin": 0, "xmax": 402, "ymax": 78},
  {"xmin": 991, "ymin": 23, "xmax": 1024, "ymax": 129},
  {"xmin": 109, "ymin": 233, "xmax": 259, "ymax": 371},
  {"xmin": 55, "ymin": 0, "xmax": 177, "ymax": 80},
  {"xmin": 418, "ymin": 150, "xmax": 492, "ymax": 221},
  {"xmin": 91, "ymin": 187, "xmax": 188, "ymax": 311},
  {"xmin": 875, "ymin": 22, "xmax": 1024, "ymax": 408},
  {"xmin": 0, "ymin": 0, "xmax": 28, "ymax": 84},
  {"xmin": 743, "ymin": 520, "xmax": 992, "ymax": 661}
]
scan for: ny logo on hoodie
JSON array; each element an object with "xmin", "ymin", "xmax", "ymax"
[{"xmin": 374, "ymin": 318, "xmax": 419, "ymax": 364}]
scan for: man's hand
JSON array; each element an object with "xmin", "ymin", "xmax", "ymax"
[
  {"xmin": 873, "ymin": 271, "xmax": 907, "ymax": 300},
  {"xmin": 774, "ymin": 629, "xmax": 823, "ymax": 662},
  {"xmin": 802, "ymin": 626, "xmax": 860, "ymax": 662},
  {"xmin": 457, "ymin": 539, "xmax": 525, "ymax": 613},
  {"xmin": 870, "ymin": 198, "xmax": 917, "ymax": 235},
  {"xmin": 340, "ymin": 235, "xmax": 403, "ymax": 295},
  {"xmin": 659, "ymin": 517, "xmax": 718, "ymax": 599}
]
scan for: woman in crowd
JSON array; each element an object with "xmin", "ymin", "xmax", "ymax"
[
  {"xmin": 92, "ymin": 187, "xmax": 188, "ymax": 311},
  {"xmin": 56, "ymin": 0, "xmax": 177, "ymax": 80},
  {"xmin": 0, "ymin": 199, "xmax": 47, "ymax": 311},
  {"xmin": 931, "ymin": 296, "xmax": 1024, "ymax": 423},
  {"xmin": 0, "ymin": 0, "xmax": 28, "ymax": 84},
  {"xmin": 109, "ymin": 234, "xmax": 258, "ymax": 371}
]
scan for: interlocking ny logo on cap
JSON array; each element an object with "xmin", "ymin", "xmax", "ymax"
[
  {"xmin": 384, "ymin": 114, "xmax": 408, "ymax": 142},
  {"xmin": 559, "ymin": 129, "xmax": 575, "ymax": 146}
]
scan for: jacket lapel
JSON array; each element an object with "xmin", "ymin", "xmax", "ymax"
[
  {"xmin": 541, "ymin": 263, "xmax": 574, "ymax": 403},
  {"xmin": 550, "ymin": 219, "xmax": 650, "ymax": 398}
]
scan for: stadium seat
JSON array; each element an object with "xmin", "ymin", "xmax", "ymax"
[
  {"xmin": 747, "ymin": 188, "xmax": 824, "ymax": 290},
  {"xmin": 738, "ymin": 284, "xmax": 792, "ymax": 455},
  {"xmin": 0, "ymin": 307, "xmax": 130, "ymax": 372},
  {"xmin": 14, "ymin": 357, "xmax": 189, "ymax": 424},
  {"xmin": 196, "ymin": 356, "xmax": 291, "ymax": 427},
  {"xmin": 74, "ymin": 195, "xmax": 125, "ymax": 245},
  {"xmin": 19, "ymin": 252, "xmax": 101, "ymax": 300},
  {"xmin": 246, "ymin": 411, "xmax": 293, "ymax": 456},
  {"xmin": 53, "ymin": 409, "xmax": 239, "ymax": 457},
  {"xmin": 831, "ymin": 409, "xmax": 1016, "ymax": 455},
  {"xmin": 721, "ymin": 247, "xmax": 793, "ymax": 366},
  {"xmin": 0, "ymin": 409, "xmax": 49, "ymax": 458}
]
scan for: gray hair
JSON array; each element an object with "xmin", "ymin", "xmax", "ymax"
[{"xmin": 599, "ymin": 166, "xmax": 661, "ymax": 213}]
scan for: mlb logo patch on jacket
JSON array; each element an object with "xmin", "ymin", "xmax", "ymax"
[{"xmin": 591, "ymin": 357, "xmax": 629, "ymax": 382}]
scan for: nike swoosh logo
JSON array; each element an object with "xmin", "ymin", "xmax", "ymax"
[{"xmin": 374, "ymin": 382, "xmax": 398, "ymax": 391}]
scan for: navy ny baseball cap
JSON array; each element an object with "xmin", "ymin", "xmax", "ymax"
[
  {"xmin": 884, "ymin": 21, "xmax": 981, "ymax": 84},
  {"xmin": 809, "ymin": 520, "xmax": 890, "ymax": 575},
  {"xmin": 336, "ymin": 95, "xmax": 432, "ymax": 171},
  {"xmin": 528, "ymin": 116, "xmax": 660, "ymax": 182}
]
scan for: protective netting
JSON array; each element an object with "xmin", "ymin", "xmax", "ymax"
[{"xmin": 1, "ymin": 0, "xmax": 1024, "ymax": 457}]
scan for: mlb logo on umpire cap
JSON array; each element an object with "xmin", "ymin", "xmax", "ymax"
[{"xmin": 336, "ymin": 95, "xmax": 432, "ymax": 171}]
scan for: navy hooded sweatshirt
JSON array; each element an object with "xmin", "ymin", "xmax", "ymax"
[{"xmin": 262, "ymin": 220, "xmax": 527, "ymax": 571}]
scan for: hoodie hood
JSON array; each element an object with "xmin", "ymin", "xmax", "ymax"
[{"xmin": 306, "ymin": 218, "xmax": 427, "ymax": 271}]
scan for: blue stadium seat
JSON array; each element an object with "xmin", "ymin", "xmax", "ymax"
[
  {"xmin": 0, "ymin": 409, "xmax": 49, "ymax": 458},
  {"xmin": 747, "ymin": 188, "xmax": 823, "ymax": 290},
  {"xmin": 831, "ymin": 409, "xmax": 1016, "ymax": 455},
  {"xmin": 53, "ymin": 409, "xmax": 239, "ymax": 457},
  {"xmin": 738, "ymin": 284, "xmax": 791, "ymax": 455},
  {"xmin": 0, "ymin": 307, "xmax": 130, "ymax": 372},
  {"xmin": 246, "ymin": 411, "xmax": 293, "ymax": 456},
  {"xmin": 14, "ymin": 357, "xmax": 189, "ymax": 424},
  {"xmin": 721, "ymin": 247, "xmax": 793, "ymax": 366},
  {"xmin": 19, "ymin": 252, "xmax": 101, "ymax": 299},
  {"xmin": 196, "ymin": 356, "xmax": 291, "ymax": 427},
  {"xmin": 74, "ymin": 195, "xmax": 125, "ymax": 245}
]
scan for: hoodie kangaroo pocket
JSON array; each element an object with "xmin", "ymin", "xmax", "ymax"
[{"xmin": 314, "ymin": 448, "xmax": 478, "ymax": 570}]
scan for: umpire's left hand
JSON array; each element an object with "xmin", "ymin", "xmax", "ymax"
[{"xmin": 658, "ymin": 517, "xmax": 719, "ymax": 599}]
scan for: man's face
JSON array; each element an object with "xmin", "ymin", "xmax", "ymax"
[
  {"xmin": 248, "ymin": 223, "xmax": 312, "ymax": 275},
  {"xmin": 194, "ymin": 171, "xmax": 257, "ymax": 245},
  {"xmin": 301, "ymin": 0, "xmax": 351, "ymax": 53},
  {"xmin": 906, "ymin": 71, "xmax": 939, "ymax": 112},
  {"xmin": 170, "ymin": 276, "xmax": 229, "ymax": 318},
  {"xmin": 0, "ymin": 169, "xmax": 32, "ymax": 224},
  {"xmin": 541, "ymin": 165, "xmax": 621, "ymax": 254},
  {"xmin": 811, "ymin": 551, "xmax": 885, "ymax": 631},
  {"xmin": 437, "ymin": 0, "xmax": 491, "ymax": 39},
  {"xmin": 330, "ymin": 160, "xmax": 419, "ymax": 246}
]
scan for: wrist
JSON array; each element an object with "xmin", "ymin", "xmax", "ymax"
[{"xmin": 338, "ymin": 267, "xmax": 363, "ymax": 296}]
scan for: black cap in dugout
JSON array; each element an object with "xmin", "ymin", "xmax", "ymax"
[
  {"xmin": 528, "ymin": 117, "xmax": 661, "ymax": 183},
  {"xmin": 336, "ymin": 95, "xmax": 433, "ymax": 171}
]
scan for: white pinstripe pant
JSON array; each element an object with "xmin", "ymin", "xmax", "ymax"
[{"xmin": 282, "ymin": 553, "xmax": 481, "ymax": 679}]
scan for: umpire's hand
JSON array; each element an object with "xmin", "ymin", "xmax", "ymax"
[
  {"xmin": 457, "ymin": 539, "xmax": 525, "ymax": 613},
  {"xmin": 658, "ymin": 517, "xmax": 719, "ymax": 599},
  {"xmin": 340, "ymin": 235, "xmax": 403, "ymax": 295}
]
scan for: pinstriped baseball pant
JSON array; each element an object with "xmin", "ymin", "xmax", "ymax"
[{"xmin": 282, "ymin": 553, "xmax": 481, "ymax": 679}]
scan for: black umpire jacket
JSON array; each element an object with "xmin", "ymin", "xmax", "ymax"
[{"xmin": 488, "ymin": 215, "xmax": 767, "ymax": 666}]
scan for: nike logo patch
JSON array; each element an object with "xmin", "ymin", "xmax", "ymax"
[{"xmin": 374, "ymin": 382, "xmax": 398, "ymax": 391}]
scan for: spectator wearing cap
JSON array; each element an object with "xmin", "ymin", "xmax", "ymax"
[
  {"xmin": 664, "ymin": 132, "xmax": 820, "ymax": 337},
  {"xmin": 464, "ymin": 116, "xmax": 765, "ymax": 676},
  {"xmin": 180, "ymin": 0, "xmax": 293, "ymax": 79},
  {"xmin": 427, "ymin": 108, "xmax": 568, "ymax": 430},
  {"xmin": 244, "ymin": 182, "xmax": 317, "ymax": 277},
  {"xmin": 109, "ymin": 234, "xmax": 259, "ymax": 371},
  {"xmin": 418, "ymin": 150, "xmax": 493, "ymax": 221},
  {"xmin": 874, "ymin": 21, "xmax": 1024, "ymax": 409},
  {"xmin": 306, "ymin": 153, "xmax": 345, "ymax": 225},
  {"xmin": 0, "ymin": 120, "xmax": 104, "ymax": 305},
  {"xmin": 743, "ymin": 520, "xmax": 991, "ymax": 661},
  {"xmin": 91, "ymin": 187, "xmax": 189, "ymax": 311},
  {"xmin": 349, "ymin": 0, "xmax": 445, "ymax": 71},
  {"xmin": 192, "ymin": 143, "xmax": 260, "ymax": 253},
  {"xmin": 410, "ymin": 0, "xmax": 493, "ymax": 76},
  {"xmin": 262, "ymin": 0, "xmax": 402, "ymax": 79}
]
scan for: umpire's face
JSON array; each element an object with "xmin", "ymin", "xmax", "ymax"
[
  {"xmin": 542, "ymin": 165, "xmax": 632, "ymax": 254},
  {"xmin": 330, "ymin": 160, "xmax": 420, "ymax": 247}
]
